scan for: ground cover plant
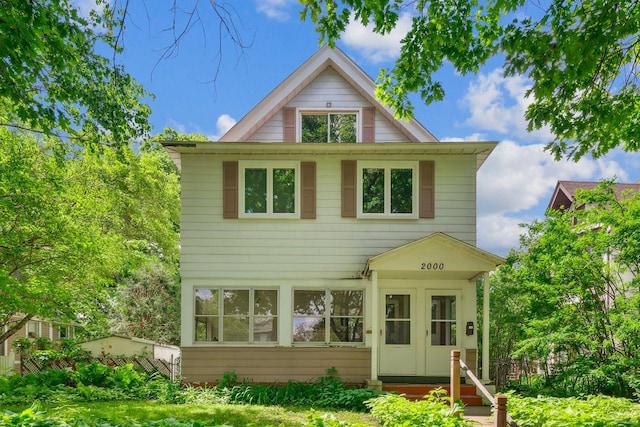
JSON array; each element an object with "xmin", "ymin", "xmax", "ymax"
[
  {"xmin": 507, "ymin": 394, "xmax": 640, "ymax": 427},
  {"xmin": 366, "ymin": 390, "xmax": 472, "ymax": 427}
]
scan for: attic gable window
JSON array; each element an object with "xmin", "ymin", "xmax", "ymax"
[
  {"xmin": 239, "ymin": 161, "xmax": 300, "ymax": 217},
  {"xmin": 357, "ymin": 161, "xmax": 418, "ymax": 218},
  {"xmin": 301, "ymin": 112, "xmax": 357, "ymax": 143}
]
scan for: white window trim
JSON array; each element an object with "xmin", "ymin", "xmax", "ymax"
[
  {"xmin": 357, "ymin": 161, "xmax": 419, "ymax": 219},
  {"xmin": 292, "ymin": 288, "xmax": 365, "ymax": 346},
  {"xmin": 297, "ymin": 108, "xmax": 362, "ymax": 143},
  {"xmin": 238, "ymin": 160, "xmax": 301, "ymax": 218},
  {"xmin": 194, "ymin": 288, "xmax": 279, "ymax": 344}
]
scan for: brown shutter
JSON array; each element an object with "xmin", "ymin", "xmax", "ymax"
[
  {"xmin": 341, "ymin": 160, "xmax": 357, "ymax": 218},
  {"xmin": 223, "ymin": 161, "xmax": 238, "ymax": 219},
  {"xmin": 362, "ymin": 107, "xmax": 375, "ymax": 143},
  {"xmin": 419, "ymin": 160, "xmax": 435, "ymax": 218},
  {"xmin": 300, "ymin": 162, "xmax": 316, "ymax": 219},
  {"xmin": 283, "ymin": 107, "xmax": 296, "ymax": 142}
]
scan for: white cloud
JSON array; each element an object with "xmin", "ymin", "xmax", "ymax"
[
  {"xmin": 255, "ymin": 0, "xmax": 293, "ymax": 21},
  {"xmin": 477, "ymin": 213, "xmax": 527, "ymax": 255},
  {"xmin": 460, "ymin": 69, "xmax": 554, "ymax": 142},
  {"xmin": 342, "ymin": 13, "xmax": 413, "ymax": 64},
  {"xmin": 473, "ymin": 138, "xmax": 632, "ymax": 255},
  {"xmin": 209, "ymin": 114, "xmax": 237, "ymax": 141},
  {"xmin": 441, "ymin": 133, "xmax": 487, "ymax": 142},
  {"xmin": 477, "ymin": 140, "xmax": 601, "ymax": 216}
]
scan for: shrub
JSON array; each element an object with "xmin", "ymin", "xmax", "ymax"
[
  {"xmin": 366, "ymin": 391, "xmax": 472, "ymax": 427},
  {"xmin": 73, "ymin": 362, "xmax": 114, "ymax": 387}
]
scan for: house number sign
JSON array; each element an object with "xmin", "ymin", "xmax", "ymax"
[{"xmin": 421, "ymin": 262, "xmax": 445, "ymax": 270}]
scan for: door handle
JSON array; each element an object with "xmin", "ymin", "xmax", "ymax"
[{"xmin": 426, "ymin": 329, "xmax": 429, "ymax": 336}]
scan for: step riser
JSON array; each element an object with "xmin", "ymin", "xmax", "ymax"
[{"xmin": 381, "ymin": 384, "xmax": 484, "ymax": 406}]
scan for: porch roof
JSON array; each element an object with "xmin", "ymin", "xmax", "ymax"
[{"xmin": 363, "ymin": 232, "xmax": 504, "ymax": 281}]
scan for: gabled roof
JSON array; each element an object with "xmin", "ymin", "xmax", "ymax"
[
  {"xmin": 364, "ymin": 232, "xmax": 504, "ymax": 281},
  {"xmin": 548, "ymin": 180, "xmax": 640, "ymax": 211},
  {"xmin": 219, "ymin": 45, "xmax": 438, "ymax": 143}
]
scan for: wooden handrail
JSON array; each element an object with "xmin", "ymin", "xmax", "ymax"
[{"xmin": 452, "ymin": 350, "xmax": 519, "ymax": 427}]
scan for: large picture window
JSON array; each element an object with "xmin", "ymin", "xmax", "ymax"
[
  {"xmin": 239, "ymin": 161, "xmax": 299, "ymax": 217},
  {"xmin": 358, "ymin": 161, "xmax": 417, "ymax": 218},
  {"xmin": 293, "ymin": 289, "xmax": 363, "ymax": 344},
  {"xmin": 301, "ymin": 112, "xmax": 357, "ymax": 143},
  {"xmin": 195, "ymin": 288, "xmax": 278, "ymax": 343}
]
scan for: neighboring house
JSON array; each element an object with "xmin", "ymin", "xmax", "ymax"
[
  {"xmin": 548, "ymin": 180, "xmax": 640, "ymax": 212},
  {"xmin": 79, "ymin": 335, "xmax": 180, "ymax": 362},
  {"xmin": 548, "ymin": 179, "xmax": 640, "ymax": 296},
  {"xmin": 163, "ymin": 46, "xmax": 503, "ymax": 385},
  {"xmin": 0, "ymin": 318, "xmax": 76, "ymax": 375}
]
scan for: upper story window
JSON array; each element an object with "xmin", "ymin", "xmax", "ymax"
[
  {"xmin": 357, "ymin": 161, "xmax": 418, "ymax": 218},
  {"xmin": 239, "ymin": 161, "xmax": 300, "ymax": 218},
  {"xmin": 301, "ymin": 112, "xmax": 357, "ymax": 143},
  {"xmin": 195, "ymin": 288, "xmax": 278, "ymax": 343}
]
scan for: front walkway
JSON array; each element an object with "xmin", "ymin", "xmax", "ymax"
[{"xmin": 464, "ymin": 406, "xmax": 493, "ymax": 426}]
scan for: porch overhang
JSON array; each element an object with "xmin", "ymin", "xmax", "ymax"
[{"xmin": 363, "ymin": 232, "xmax": 504, "ymax": 280}]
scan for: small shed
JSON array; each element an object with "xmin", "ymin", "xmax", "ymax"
[{"xmin": 79, "ymin": 335, "xmax": 180, "ymax": 362}]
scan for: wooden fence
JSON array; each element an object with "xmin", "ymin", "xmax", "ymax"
[{"xmin": 20, "ymin": 356, "xmax": 179, "ymax": 380}]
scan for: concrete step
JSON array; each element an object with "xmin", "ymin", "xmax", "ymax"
[{"xmin": 381, "ymin": 383, "xmax": 484, "ymax": 406}]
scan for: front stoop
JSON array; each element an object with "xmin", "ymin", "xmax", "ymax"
[{"xmin": 381, "ymin": 383, "xmax": 484, "ymax": 406}]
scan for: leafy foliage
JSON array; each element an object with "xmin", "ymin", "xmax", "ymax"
[
  {"xmin": 0, "ymin": 128, "xmax": 181, "ymax": 344},
  {"xmin": 366, "ymin": 391, "xmax": 471, "ymax": 426},
  {"xmin": 507, "ymin": 394, "xmax": 640, "ymax": 427},
  {"xmin": 301, "ymin": 0, "xmax": 640, "ymax": 160},
  {"xmin": 0, "ymin": 0, "xmax": 150, "ymax": 147},
  {"xmin": 108, "ymin": 262, "xmax": 181, "ymax": 345},
  {"xmin": 492, "ymin": 181, "xmax": 640, "ymax": 397}
]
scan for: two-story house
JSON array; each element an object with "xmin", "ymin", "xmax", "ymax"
[{"xmin": 164, "ymin": 46, "xmax": 503, "ymax": 385}]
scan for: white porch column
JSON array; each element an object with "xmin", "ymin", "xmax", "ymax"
[
  {"xmin": 482, "ymin": 271, "xmax": 490, "ymax": 382},
  {"xmin": 370, "ymin": 270, "xmax": 379, "ymax": 381}
]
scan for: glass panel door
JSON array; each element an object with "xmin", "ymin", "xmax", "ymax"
[
  {"xmin": 426, "ymin": 291, "xmax": 461, "ymax": 376},
  {"xmin": 379, "ymin": 290, "xmax": 416, "ymax": 375}
]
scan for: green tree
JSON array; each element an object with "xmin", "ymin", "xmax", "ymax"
[
  {"xmin": 108, "ymin": 262, "xmax": 180, "ymax": 345},
  {"xmin": 301, "ymin": 0, "xmax": 640, "ymax": 160},
  {"xmin": 0, "ymin": 129, "xmax": 182, "ymax": 345},
  {"xmin": 0, "ymin": 0, "xmax": 151, "ymax": 147},
  {"xmin": 501, "ymin": 181, "xmax": 640, "ymax": 397}
]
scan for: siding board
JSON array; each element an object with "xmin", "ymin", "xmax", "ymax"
[{"xmin": 181, "ymin": 347, "xmax": 371, "ymax": 383}]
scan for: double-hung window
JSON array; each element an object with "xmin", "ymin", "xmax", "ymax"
[
  {"xmin": 293, "ymin": 289, "xmax": 364, "ymax": 344},
  {"xmin": 239, "ymin": 161, "xmax": 299, "ymax": 217},
  {"xmin": 301, "ymin": 111, "xmax": 358, "ymax": 143},
  {"xmin": 195, "ymin": 288, "xmax": 278, "ymax": 343},
  {"xmin": 358, "ymin": 161, "xmax": 418, "ymax": 218}
]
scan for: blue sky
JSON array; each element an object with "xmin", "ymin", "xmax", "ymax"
[{"xmin": 97, "ymin": 0, "xmax": 640, "ymax": 256}]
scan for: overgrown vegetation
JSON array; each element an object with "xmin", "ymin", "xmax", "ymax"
[
  {"xmin": 488, "ymin": 181, "xmax": 640, "ymax": 399},
  {"xmin": 366, "ymin": 391, "xmax": 472, "ymax": 427},
  {"xmin": 507, "ymin": 394, "xmax": 640, "ymax": 426},
  {"xmin": 0, "ymin": 363, "xmax": 380, "ymax": 412}
]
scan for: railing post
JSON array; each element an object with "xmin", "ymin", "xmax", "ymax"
[
  {"xmin": 495, "ymin": 394, "xmax": 507, "ymax": 427},
  {"xmin": 450, "ymin": 349, "xmax": 461, "ymax": 411}
]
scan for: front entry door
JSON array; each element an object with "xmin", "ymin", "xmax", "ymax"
[
  {"xmin": 379, "ymin": 290, "xmax": 416, "ymax": 375},
  {"xmin": 426, "ymin": 291, "xmax": 461, "ymax": 375}
]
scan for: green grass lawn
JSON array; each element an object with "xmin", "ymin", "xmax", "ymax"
[{"xmin": 5, "ymin": 401, "xmax": 380, "ymax": 427}]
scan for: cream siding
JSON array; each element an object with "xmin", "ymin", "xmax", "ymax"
[
  {"xmin": 179, "ymin": 154, "xmax": 476, "ymax": 282},
  {"xmin": 247, "ymin": 68, "xmax": 409, "ymax": 143}
]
